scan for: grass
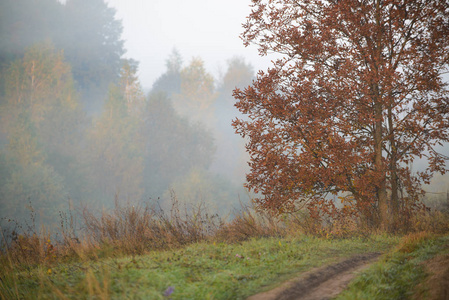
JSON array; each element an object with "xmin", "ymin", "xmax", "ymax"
[
  {"xmin": 336, "ymin": 232, "xmax": 449, "ymax": 300},
  {"xmin": 1, "ymin": 234, "xmax": 399, "ymax": 299},
  {"xmin": 1, "ymin": 198, "xmax": 448, "ymax": 299}
]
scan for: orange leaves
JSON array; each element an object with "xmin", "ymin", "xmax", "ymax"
[{"xmin": 233, "ymin": 0, "xmax": 449, "ymax": 229}]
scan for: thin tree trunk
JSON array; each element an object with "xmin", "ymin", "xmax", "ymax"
[
  {"xmin": 374, "ymin": 101, "xmax": 389, "ymax": 230},
  {"xmin": 388, "ymin": 106, "xmax": 399, "ymax": 229}
]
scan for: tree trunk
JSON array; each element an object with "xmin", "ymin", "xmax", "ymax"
[
  {"xmin": 374, "ymin": 106, "xmax": 389, "ymax": 230},
  {"xmin": 388, "ymin": 106, "xmax": 399, "ymax": 230},
  {"xmin": 373, "ymin": 0, "xmax": 389, "ymax": 231}
]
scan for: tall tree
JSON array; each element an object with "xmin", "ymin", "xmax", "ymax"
[
  {"xmin": 151, "ymin": 48, "xmax": 183, "ymax": 96},
  {"xmin": 173, "ymin": 58, "xmax": 217, "ymax": 128},
  {"xmin": 1, "ymin": 42, "xmax": 82, "ymax": 156},
  {"xmin": 210, "ymin": 57, "xmax": 254, "ymax": 183},
  {"xmin": 141, "ymin": 93, "xmax": 215, "ymax": 197},
  {"xmin": 62, "ymin": 0, "xmax": 125, "ymax": 111},
  {"xmin": 0, "ymin": 0, "xmax": 63, "ymax": 95},
  {"xmin": 117, "ymin": 59, "xmax": 145, "ymax": 115},
  {"xmin": 0, "ymin": 43, "xmax": 82, "ymax": 225},
  {"xmin": 88, "ymin": 59, "xmax": 145, "ymax": 203},
  {"xmin": 233, "ymin": 0, "xmax": 449, "ymax": 229},
  {"xmin": 218, "ymin": 57, "xmax": 254, "ymax": 103},
  {"xmin": 0, "ymin": 0, "xmax": 125, "ymax": 111}
]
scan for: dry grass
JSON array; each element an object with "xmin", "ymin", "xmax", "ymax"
[
  {"xmin": 408, "ymin": 210, "xmax": 449, "ymax": 234},
  {"xmin": 81, "ymin": 195, "xmax": 224, "ymax": 256},
  {"xmin": 216, "ymin": 202, "xmax": 287, "ymax": 242},
  {"xmin": 396, "ymin": 231, "xmax": 434, "ymax": 253},
  {"xmin": 1, "ymin": 194, "xmax": 448, "ymax": 300},
  {"xmin": 0, "ymin": 195, "xmax": 284, "ymax": 269},
  {"xmin": 283, "ymin": 200, "xmax": 449, "ymax": 238},
  {"xmin": 1, "ymin": 193, "xmax": 448, "ymax": 274}
]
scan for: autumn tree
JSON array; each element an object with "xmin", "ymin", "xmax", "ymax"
[
  {"xmin": 0, "ymin": 42, "xmax": 82, "ymax": 170},
  {"xmin": 233, "ymin": 0, "xmax": 449, "ymax": 229},
  {"xmin": 173, "ymin": 58, "xmax": 217, "ymax": 128},
  {"xmin": 0, "ymin": 0, "xmax": 125, "ymax": 111},
  {"xmin": 0, "ymin": 43, "xmax": 83, "ymax": 225},
  {"xmin": 88, "ymin": 59, "xmax": 145, "ymax": 203},
  {"xmin": 0, "ymin": 0, "xmax": 63, "ymax": 97}
]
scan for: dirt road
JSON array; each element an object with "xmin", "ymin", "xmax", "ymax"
[{"xmin": 247, "ymin": 252, "xmax": 381, "ymax": 300}]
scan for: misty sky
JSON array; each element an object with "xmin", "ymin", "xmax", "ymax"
[{"xmin": 105, "ymin": 0, "xmax": 274, "ymax": 89}]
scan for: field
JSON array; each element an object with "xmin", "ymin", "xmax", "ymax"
[{"xmin": 1, "ymin": 202, "xmax": 448, "ymax": 300}]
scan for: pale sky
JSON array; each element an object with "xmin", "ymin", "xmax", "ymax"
[{"xmin": 105, "ymin": 0, "xmax": 274, "ymax": 89}]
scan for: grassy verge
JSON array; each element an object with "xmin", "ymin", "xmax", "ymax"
[
  {"xmin": 2, "ymin": 199, "xmax": 448, "ymax": 299},
  {"xmin": 336, "ymin": 232, "xmax": 449, "ymax": 300},
  {"xmin": 0, "ymin": 235, "xmax": 399, "ymax": 299}
]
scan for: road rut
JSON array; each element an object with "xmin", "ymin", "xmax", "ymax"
[{"xmin": 247, "ymin": 252, "xmax": 381, "ymax": 300}]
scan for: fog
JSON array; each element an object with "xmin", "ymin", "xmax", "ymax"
[
  {"xmin": 0, "ymin": 0, "xmax": 447, "ymax": 228},
  {"xmin": 104, "ymin": 0, "xmax": 273, "ymax": 89},
  {"xmin": 0, "ymin": 0, "xmax": 266, "ymax": 227}
]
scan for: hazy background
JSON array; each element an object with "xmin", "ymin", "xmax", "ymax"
[
  {"xmin": 0, "ymin": 0, "xmax": 267, "ymax": 228},
  {"xmin": 0, "ymin": 0, "xmax": 447, "ymax": 229},
  {"xmin": 105, "ymin": 0, "xmax": 273, "ymax": 89}
]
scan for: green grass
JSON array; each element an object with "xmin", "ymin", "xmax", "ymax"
[
  {"xmin": 1, "ymin": 235, "xmax": 399, "ymax": 299},
  {"xmin": 336, "ymin": 233, "xmax": 449, "ymax": 300}
]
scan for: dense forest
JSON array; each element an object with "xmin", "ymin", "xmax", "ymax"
[
  {"xmin": 1, "ymin": 0, "xmax": 447, "ymax": 231},
  {"xmin": 0, "ymin": 0, "xmax": 254, "ymax": 227}
]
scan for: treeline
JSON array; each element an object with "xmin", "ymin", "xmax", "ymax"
[
  {"xmin": 0, "ymin": 0, "xmax": 254, "ymax": 226},
  {"xmin": 0, "ymin": 0, "xmax": 124, "ymax": 113}
]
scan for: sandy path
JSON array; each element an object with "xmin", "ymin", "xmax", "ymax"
[{"xmin": 247, "ymin": 252, "xmax": 381, "ymax": 300}]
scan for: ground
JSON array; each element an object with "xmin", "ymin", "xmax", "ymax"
[
  {"xmin": 247, "ymin": 253, "xmax": 380, "ymax": 300},
  {"xmin": 413, "ymin": 252, "xmax": 449, "ymax": 300}
]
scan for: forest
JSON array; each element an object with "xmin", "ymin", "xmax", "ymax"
[
  {"xmin": 0, "ymin": 0, "xmax": 255, "ymax": 228},
  {"xmin": 0, "ymin": 0, "xmax": 448, "ymax": 234},
  {"xmin": 1, "ymin": 0, "xmax": 449, "ymax": 299}
]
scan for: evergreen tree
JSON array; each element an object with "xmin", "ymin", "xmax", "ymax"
[
  {"xmin": 62, "ymin": 0, "xmax": 125, "ymax": 112},
  {"xmin": 211, "ymin": 57, "xmax": 254, "ymax": 183},
  {"xmin": 151, "ymin": 48, "xmax": 183, "ymax": 96},
  {"xmin": 142, "ymin": 93, "xmax": 215, "ymax": 197}
]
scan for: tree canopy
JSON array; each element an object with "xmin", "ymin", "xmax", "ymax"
[
  {"xmin": 0, "ymin": 43, "xmax": 83, "ymax": 224},
  {"xmin": 0, "ymin": 0, "xmax": 125, "ymax": 111},
  {"xmin": 141, "ymin": 92, "xmax": 216, "ymax": 197},
  {"xmin": 233, "ymin": 0, "xmax": 449, "ymax": 229},
  {"xmin": 0, "ymin": 1, "xmax": 259, "ymax": 226}
]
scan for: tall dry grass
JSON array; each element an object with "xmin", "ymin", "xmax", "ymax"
[
  {"xmin": 216, "ymin": 203, "xmax": 287, "ymax": 242},
  {"xmin": 1, "ymin": 192, "xmax": 448, "ymax": 272},
  {"xmin": 0, "ymin": 194, "xmax": 287, "ymax": 270},
  {"xmin": 81, "ymin": 194, "xmax": 225, "ymax": 255}
]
